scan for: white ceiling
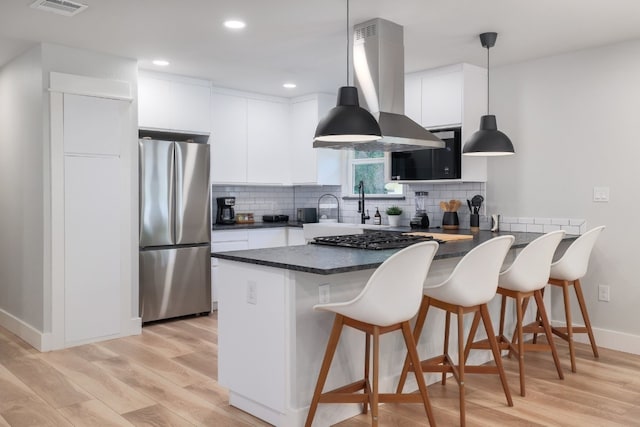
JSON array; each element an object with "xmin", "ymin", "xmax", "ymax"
[{"xmin": 2, "ymin": 0, "xmax": 640, "ymax": 96}]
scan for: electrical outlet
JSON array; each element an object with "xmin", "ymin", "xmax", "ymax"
[
  {"xmin": 319, "ymin": 284, "xmax": 331, "ymax": 304},
  {"xmin": 598, "ymin": 284, "xmax": 610, "ymax": 302},
  {"xmin": 247, "ymin": 281, "xmax": 257, "ymax": 305}
]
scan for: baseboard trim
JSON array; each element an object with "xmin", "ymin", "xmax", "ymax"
[
  {"xmin": 551, "ymin": 320, "xmax": 640, "ymax": 355},
  {"xmin": 0, "ymin": 309, "xmax": 46, "ymax": 351},
  {"xmin": 0, "ymin": 311, "xmax": 143, "ymax": 352}
]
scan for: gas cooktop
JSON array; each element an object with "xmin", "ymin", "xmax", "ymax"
[{"xmin": 311, "ymin": 231, "xmax": 444, "ymax": 250}]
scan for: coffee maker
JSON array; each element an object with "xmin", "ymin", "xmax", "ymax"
[
  {"xmin": 216, "ymin": 197, "xmax": 236, "ymax": 224},
  {"xmin": 410, "ymin": 191, "xmax": 430, "ymax": 229}
]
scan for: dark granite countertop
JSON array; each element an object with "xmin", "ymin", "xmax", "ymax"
[
  {"xmin": 213, "ymin": 222, "xmax": 303, "ymax": 230},
  {"xmin": 211, "ymin": 230, "xmax": 578, "ymax": 275}
]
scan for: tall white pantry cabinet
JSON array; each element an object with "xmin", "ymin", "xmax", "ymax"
[{"xmin": 48, "ymin": 72, "xmax": 139, "ymax": 350}]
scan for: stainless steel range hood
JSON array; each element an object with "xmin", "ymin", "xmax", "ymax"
[{"xmin": 314, "ymin": 18, "xmax": 444, "ymax": 152}]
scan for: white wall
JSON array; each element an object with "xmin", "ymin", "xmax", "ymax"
[
  {"xmin": 0, "ymin": 46, "xmax": 45, "ymax": 331},
  {"xmin": 488, "ymin": 39, "xmax": 640, "ymax": 347}
]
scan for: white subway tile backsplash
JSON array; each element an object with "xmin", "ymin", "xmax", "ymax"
[
  {"xmin": 500, "ymin": 223, "xmax": 511, "ymax": 232},
  {"xmin": 510, "ymin": 223, "xmax": 526, "ymax": 232},
  {"xmin": 543, "ymin": 224, "xmax": 562, "ymax": 233},
  {"xmin": 534, "ymin": 217, "xmax": 551, "ymax": 225},
  {"xmin": 526, "ymin": 224, "xmax": 544, "ymax": 233},
  {"xmin": 501, "ymin": 216, "xmax": 518, "ymax": 224},
  {"xmin": 551, "ymin": 218, "xmax": 570, "ymax": 225},
  {"xmin": 569, "ymin": 218, "xmax": 585, "ymax": 226},
  {"xmin": 518, "ymin": 217, "xmax": 534, "ymax": 224}
]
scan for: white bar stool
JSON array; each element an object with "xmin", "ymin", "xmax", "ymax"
[
  {"xmin": 541, "ymin": 225, "xmax": 605, "ymax": 372},
  {"xmin": 305, "ymin": 241, "xmax": 439, "ymax": 427},
  {"xmin": 475, "ymin": 230, "xmax": 566, "ymax": 397},
  {"xmin": 397, "ymin": 235, "xmax": 514, "ymax": 427}
]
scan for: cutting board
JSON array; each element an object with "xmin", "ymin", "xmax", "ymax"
[{"xmin": 403, "ymin": 232, "xmax": 474, "ymax": 242}]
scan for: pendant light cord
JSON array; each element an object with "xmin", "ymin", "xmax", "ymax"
[
  {"xmin": 346, "ymin": 0, "xmax": 350, "ymax": 85},
  {"xmin": 486, "ymin": 44, "xmax": 490, "ymax": 114}
]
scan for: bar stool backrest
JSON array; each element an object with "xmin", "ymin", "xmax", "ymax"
[
  {"xmin": 550, "ymin": 226, "xmax": 605, "ymax": 281},
  {"xmin": 499, "ymin": 230, "xmax": 566, "ymax": 291},
  {"xmin": 318, "ymin": 241, "xmax": 439, "ymax": 327},
  {"xmin": 431, "ymin": 236, "xmax": 514, "ymax": 307}
]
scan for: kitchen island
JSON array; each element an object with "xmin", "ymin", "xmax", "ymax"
[{"xmin": 213, "ymin": 230, "xmax": 576, "ymax": 427}]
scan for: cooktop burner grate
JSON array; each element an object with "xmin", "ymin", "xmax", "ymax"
[{"xmin": 312, "ymin": 231, "xmax": 444, "ymax": 250}]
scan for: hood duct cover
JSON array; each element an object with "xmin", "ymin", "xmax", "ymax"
[{"xmin": 314, "ymin": 18, "xmax": 444, "ymax": 152}]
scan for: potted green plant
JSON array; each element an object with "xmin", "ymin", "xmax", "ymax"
[{"xmin": 386, "ymin": 206, "xmax": 403, "ymax": 227}]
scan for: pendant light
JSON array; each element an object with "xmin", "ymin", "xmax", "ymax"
[
  {"xmin": 463, "ymin": 32, "xmax": 515, "ymax": 156},
  {"xmin": 313, "ymin": 0, "xmax": 382, "ymax": 144}
]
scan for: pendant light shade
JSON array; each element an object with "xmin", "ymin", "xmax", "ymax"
[
  {"xmin": 314, "ymin": 86, "xmax": 382, "ymax": 142},
  {"xmin": 463, "ymin": 115, "xmax": 514, "ymax": 156},
  {"xmin": 313, "ymin": 0, "xmax": 382, "ymax": 145},
  {"xmin": 463, "ymin": 32, "xmax": 514, "ymax": 156}
]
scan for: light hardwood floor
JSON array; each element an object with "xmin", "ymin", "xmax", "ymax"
[{"xmin": 1, "ymin": 313, "xmax": 639, "ymax": 426}]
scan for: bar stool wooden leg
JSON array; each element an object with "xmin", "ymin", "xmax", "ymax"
[
  {"xmin": 443, "ymin": 311, "xmax": 451, "ymax": 385},
  {"xmin": 463, "ymin": 312, "xmax": 481, "ymax": 363},
  {"xmin": 305, "ymin": 315, "xmax": 344, "ymax": 427},
  {"xmin": 534, "ymin": 290, "xmax": 564, "ymax": 380},
  {"xmin": 560, "ymin": 281, "xmax": 577, "ymax": 373},
  {"xmin": 371, "ymin": 326, "xmax": 380, "ymax": 426},
  {"xmin": 396, "ymin": 296, "xmax": 430, "ymax": 393},
  {"xmin": 532, "ymin": 287, "xmax": 544, "ymax": 344},
  {"xmin": 363, "ymin": 333, "xmax": 370, "ymax": 415},
  {"xmin": 480, "ymin": 304, "xmax": 513, "ymax": 407},
  {"xmin": 400, "ymin": 322, "xmax": 437, "ymax": 427},
  {"xmin": 574, "ymin": 279, "xmax": 599, "ymax": 358},
  {"xmin": 457, "ymin": 307, "xmax": 466, "ymax": 427},
  {"xmin": 514, "ymin": 294, "xmax": 526, "ymax": 396},
  {"xmin": 499, "ymin": 295, "xmax": 507, "ymax": 337}
]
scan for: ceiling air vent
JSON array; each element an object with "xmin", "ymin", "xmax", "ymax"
[{"xmin": 30, "ymin": 0, "xmax": 88, "ymax": 16}]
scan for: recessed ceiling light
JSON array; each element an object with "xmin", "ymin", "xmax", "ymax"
[
  {"xmin": 283, "ymin": 83, "xmax": 297, "ymax": 89},
  {"xmin": 224, "ymin": 20, "xmax": 246, "ymax": 29},
  {"xmin": 152, "ymin": 59, "xmax": 170, "ymax": 67}
]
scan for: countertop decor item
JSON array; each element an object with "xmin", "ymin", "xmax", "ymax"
[
  {"xmin": 441, "ymin": 199, "xmax": 460, "ymax": 230},
  {"xmin": 312, "ymin": 0, "xmax": 381, "ymax": 145},
  {"xmin": 236, "ymin": 213, "xmax": 255, "ymax": 224},
  {"xmin": 463, "ymin": 32, "xmax": 515, "ymax": 156},
  {"xmin": 386, "ymin": 206, "xmax": 403, "ymax": 227}
]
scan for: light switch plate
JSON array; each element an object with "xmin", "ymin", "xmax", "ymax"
[{"xmin": 593, "ymin": 186, "xmax": 610, "ymax": 202}]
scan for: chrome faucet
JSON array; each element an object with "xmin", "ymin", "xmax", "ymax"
[{"xmin": 358, "ymin": 180, "xmax": 370, "ymax": 224}]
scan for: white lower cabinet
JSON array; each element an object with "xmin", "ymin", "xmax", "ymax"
[
  {"xmin": 248, "ymin": 228, "xmax": 287, "ymax": 249},
  {"xmin": 210, "ymin": 227, "xmax": 304, "ymax": 309}
]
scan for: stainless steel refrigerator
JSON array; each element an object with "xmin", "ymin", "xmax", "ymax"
[{"xmin": 139, "ymin": 138, "xmax": 211, "ymax": 323}]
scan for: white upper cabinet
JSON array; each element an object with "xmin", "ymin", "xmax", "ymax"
[
  {"xmin": 210, "ymin": 92, "xmax": 248, "ymax": 184},
  {"xmin": 404, "ymin": 74, "xmax": 422, "ymax": 124},
  {"xmin": 247, "ymin": 98, "xmax": 290, "ymax": 184},
  {"xmin": 138, "ymin": 71, "xmax": 211, "ymax": 134},
  {"xmin": 210, "ymin": 89, "xmax": 291, "ymax": 185},
  {"xmin": 64, "ymin": 94, "xmax": 125, "ymax": 156},
  {"xmin": 421, "ymin": 68, "xmax": 463, "ymax": 128},
  {"xmin": 290, "ymin": 94, "xmax": 342, "ymax": 185}
]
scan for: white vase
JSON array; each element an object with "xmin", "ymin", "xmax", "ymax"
[{"xmin": 388, "ymin": 215, "xmax": 401, "ymax": 227}]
